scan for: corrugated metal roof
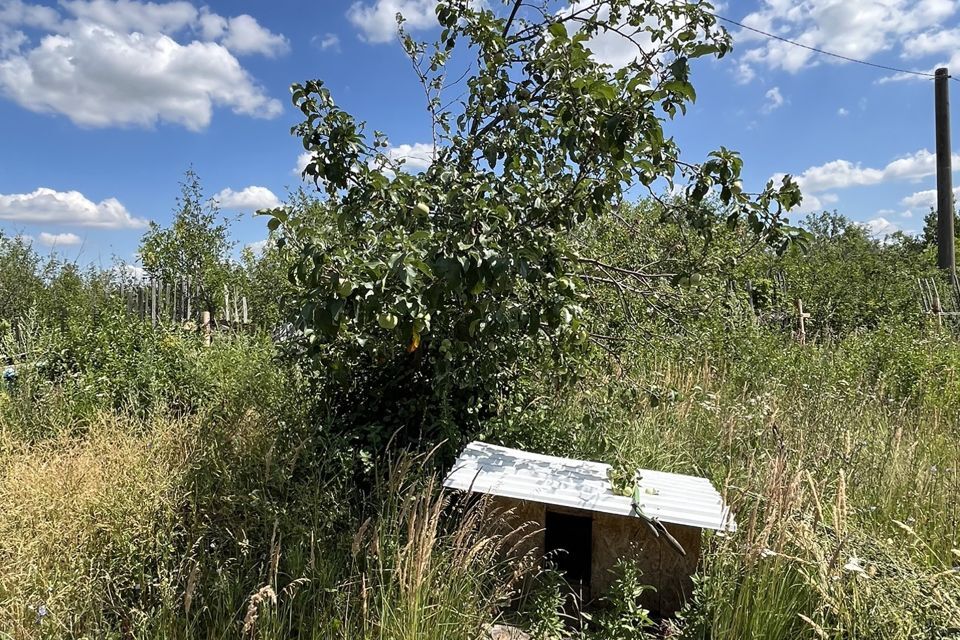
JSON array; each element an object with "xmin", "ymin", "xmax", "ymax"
[{"xmin": 443, "ymin": 441, "xmax": 736, "ymax": 532}]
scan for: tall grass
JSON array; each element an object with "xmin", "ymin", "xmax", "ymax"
[
  {"xmin": 2, "ymin": 318, "xmax": 960, "ymax": 638},
  {"xmin": 0, "ymin": 414, "xmax": 189, "ymax": 638},
  {"xmin": 491, "ymin": 324, "xmax": 960, "ymax": 638},
  {"xmin": 0, "ymin": 404, "xmax": 523, "ymax": 639}
]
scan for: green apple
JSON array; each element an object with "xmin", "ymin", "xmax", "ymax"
[{"xmin": 377, "ymin": 313, "xmax": 398, "ymax": 330}]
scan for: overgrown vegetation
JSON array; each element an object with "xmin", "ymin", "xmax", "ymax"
[
  {"xmin": 2, "ymin": 1, "xmax": 960, "ymax": 638},
  {"xmin": 271, "ymin": 0, "xmax": 804, "ymax": 461},
  {"xmin": 2, "ymin": 193, "xmax": 958, "ymax": 638}
]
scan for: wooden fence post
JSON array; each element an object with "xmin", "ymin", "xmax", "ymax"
[
  {"xmin": 232, "ymin": 287, "xmax": 240, "ymax": 327},
  {"xmin": 796, "ymin": 299, "xmax": 810, "ymax": 345},
  {"xmin": 151, "ymin": 279, "xmax": 157, "ymax": 328},
  {"xmin": 172, "ymin": 280, "xmax": 178, "ymax": 323},
  {"xmin": 164, "ymin": 282, "xmax": 170, "ymax": 324},
  {"xmin": 106, "ymin": 272, "xmax": 254, "ymax": 330},
  {"xmin": 933, "ymin": 279, "xmax": 944, "ymax": 326}
]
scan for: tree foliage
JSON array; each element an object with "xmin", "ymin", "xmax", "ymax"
[
  {"xmin": 921, "ymin": 207, "xmax": 960, "ymax": 248},
  {"xmin": 140, "ymin": 170, "xmax": 237, "ymax": 316},
  {"xmin": 0, "ymin": 233, "xmax": 43, "ymax": 325},
  {"xmin": 270, "ymin": 0, "xmax": 804, "ymax": 452},
  {"xmin": 744, "ymin": 212, "xmax": 939, "ymax": 336}
]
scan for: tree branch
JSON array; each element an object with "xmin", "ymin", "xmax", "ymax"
[
  {"xmin": 577, "ymin": 256, "xmax": 674, "ymax": 280},
  {"xmin": 503, "ymin": 0, "xmax": 524, "ymax": 37}
]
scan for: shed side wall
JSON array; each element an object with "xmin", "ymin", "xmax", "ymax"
[{"xmin": 485, "ymin": 496, "xmax": 701, "ymax": 615}]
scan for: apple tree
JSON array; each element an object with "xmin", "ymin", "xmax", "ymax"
[{"xmin": 266, "ymin": 0, "xmax": 803, "ymax": 454}]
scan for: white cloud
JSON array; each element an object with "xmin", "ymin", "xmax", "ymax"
[
  {"xmin": 735, "ymin": 0, "xmax": 958, "ymax": 81},
  {"xmin": 790, "ymin": 149, "xmax": 959, "ymax": 193},
  {"xmin": 347, "ymin": 0, "xmax": 664, "ymax": 67},
  {"xmin": 387, "ymin": 142, "xmax": 435, "ymax": 170},
  {"xmin": 313, "ymin": 33, "xmax": 341, "ymax": 51},
  {"xmin": 820, "ymin": 193, "xmax": 839, "ymax": 204},
  {"xmin": 901, "ymin": 26, "xmax": 960, "ymax": 58},
  {"xmin": 0, "ymin": 187, "xmax": 147, "ymax": 228},
  {"xmin": 245, "ymin": 238, "xmax": 270, "ymax": 255},
  {"xmin": 556, "ymin": 1, "xmax": 670, "ymax": 69},
  {"xmin": 879, "ymin": 67, "xmax": 935, "ymax": 83},
  {"xmin": 0, "ymin": 24, "xmax": 282, "ymax": 130},
  {"xmin": 884, "ymin": 149, "xmax": 946, "ymax": 181},
  {"xmin": 796, "ymin": 191, "xmax": 838, "ymax": 213},
  {"xmin": 761, "ymin": 86, "xmax": 784, "ymax": 113},
  {"xmin": 0, "ymin": 29, "xmax": 25, "ymax": 54},
  {"xmin": 0, "ymin": 1, "xmax": 285, "ymax": 129},
  {"xmin": 901, "ymin": 185, "xmax": 960, "ymax": 209},
  {"xmin": 60, "ymin": 0, "xmax": 198, "ymax": 33},
  {"xmin": 294, "ymin": 151, "xmax": 312, "ymax": 176},
  {"xmin": 216, "ymin": 14, "xmax": 289, "ymax": 57},
  {"xmin": 297, "ymin": 143, "xmax": 436, "ymax": 177},
  {"xmin": 838, "ymin": 107, "xmax": 849, "ymax": 116},
  {"xmin": 57, "ymin": 1, "xmax": 289, "ymax": 56},
  {"xmin": 791, "ymin": 160, "xmax": 883, "ymax": 193},
  {"xmin": 882, "ymin": 47, "xmax": 960, "ymax": 83},
  {"xmin": 0, "ymin": 0, "xmax": 60, "ymax": 55},
  {"xmin": 901, "ymin": 188, "xmax": 937, "ymax": 208},
  {"xmin": 735, "ymin": 61, "xmax": 756, "ymax": 84},
  {"xmin": 113, "ymin": 263, "xmax": 147, "ymax": 282},
  {"xmin": 212, "ymin": 186, "xmax": 282, "ymax": 212},
  {"xmin": 861, "ymin": 216, "xmax": 900, "ymax": 239},
  {"xmin": 0, "ymin": 0, "xmax": 61, "ymax": 30},
  {"xmin": 347, "ymin": 0, "xmax": 439, "ymax": 44},
  {"xmin": 796, "ymin": 193, "xmax": 824, "ymax": 213},
  {"xmin": 38, "ymin": 231, "xmax": 82, "ymax": 246}
]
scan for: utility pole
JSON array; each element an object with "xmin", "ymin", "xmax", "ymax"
[{"xmin": 935, "ymin": 67, "xmax": 955, "ymax": 279}]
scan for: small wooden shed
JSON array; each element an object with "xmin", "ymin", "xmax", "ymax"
[{"xmin": 443, "ymin": 442, "xmax": 735, "ymax": 615}]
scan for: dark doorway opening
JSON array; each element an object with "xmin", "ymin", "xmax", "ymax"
[{"xmin": 544, "ymin": 511, "xmax": 593, "ymax": 592}]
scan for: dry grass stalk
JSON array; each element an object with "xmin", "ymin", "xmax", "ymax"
[
  {"xmin": 242, "ymin": 585, "xmax": 277, "ymax": 638},
  {"xmin": 183, "ymin": 559, "xmax": 199, "ymax": 616}
]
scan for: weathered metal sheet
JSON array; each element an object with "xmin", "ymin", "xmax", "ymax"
[{"xmin": 443, "ymin": 441, "xmax": 736, "ymax": 532}]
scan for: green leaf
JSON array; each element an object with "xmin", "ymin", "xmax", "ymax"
[{"xmin": 548, "ymin": 22, "xmax": 568, "ymax": 39}]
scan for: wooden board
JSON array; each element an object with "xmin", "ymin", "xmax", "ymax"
[{"xmin": 487, "ymin": 497, "xmax": 701, "ymax": 615}]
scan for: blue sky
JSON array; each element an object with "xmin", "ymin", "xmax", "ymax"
[{"xmin": 0, "ymin": 0, "xmax": 958, "ymax": 267}]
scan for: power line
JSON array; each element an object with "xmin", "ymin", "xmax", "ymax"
[{"xmin": 711, "ymin": 13, "xmax": 943, "ymax": 80}]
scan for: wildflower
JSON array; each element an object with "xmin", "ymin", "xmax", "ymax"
[
  {"xmin": 843, "ymin": 556, "xmax": 867, "ymax": 576},
  {"xmin": 36, "ymin": 604, "xmax": 48, "ymax": 624}
]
